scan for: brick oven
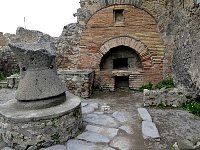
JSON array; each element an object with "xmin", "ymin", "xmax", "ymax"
[{"xmin": 78, "ymin": 4, "xmax": 165, "ymax": 91}]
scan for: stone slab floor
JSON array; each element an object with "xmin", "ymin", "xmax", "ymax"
[{"xmin": 0, "ymin": 89, "xmax": 200, "ymax": 150}]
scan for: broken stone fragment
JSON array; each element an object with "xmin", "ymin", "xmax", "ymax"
[
  {"xmin": 142, "ymin": 121, "xmax": 160, "ymax": 141},
  {"xmin": 8, "ymin": 40, "xmax": 66, "ymax": 101}
]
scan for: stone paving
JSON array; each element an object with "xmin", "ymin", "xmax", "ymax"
[
  {"xmin": 1, "ymin": 89, "xmax": 146, "ymax": 150},
  {"xmin": 1, "ymin": 89, "xmax": 200, "ymax": 150},
  {"xmin": 1, "ymin": 101, "xmax": 141, "ymax": 150}
]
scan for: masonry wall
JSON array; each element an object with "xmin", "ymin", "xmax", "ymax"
[
  {"xmin": 78, "ymin": 4, "xmax": 165, "ymax": 89},
  {"xmin": 0, "ymin": 33, "xmax": 18, "ymax": 76}
]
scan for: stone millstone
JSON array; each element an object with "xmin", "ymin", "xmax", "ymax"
[{"xmin": 8, "ymin": 41, "xmax": 66, "ymax": 101}]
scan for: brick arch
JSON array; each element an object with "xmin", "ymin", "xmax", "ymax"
[
  {"xmin": 97, "ymin": 36, "xmax": 153, "ymax": 69},
  {"xmin": 79, "ymin": 0, "xmax": 159, "ymax": 24}
]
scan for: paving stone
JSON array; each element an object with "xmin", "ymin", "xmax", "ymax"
[
  {"xmin": 82, "ymin": 106, "xmax": 95, "ymax": 114},
  {"xmin": 112, "ymin": 111, "xmax": 134, "ymax": 123},
  {"xmin": 83, "ymin": 114, "xmax": 118, "ymax": 127},
  {"xmin": 142, "ymin": 121, "xmax": 160, "ymax": 141},
  {"xmin": 76, "ymin": 131, "xmax": 110, "ymax": 143},
  {"xmin": 89, "ymin": 102, "xmax": 99, "ymax": 109},
  {"xmin": 81, "ymin": 102, "xmax": 88, "ymax": 107},
  {"xmin": 86, "ymin": 125, "xmax": 118, "ymax": 139},
  {"xmin": 94, "ymin": 111, "xmax": 104, "ymax": 115},
  {"xmin": 66, "ymin": 139, "xmax": 114, "ymax": 150},
  {"xmin": 110, "ymin": 136, "xmax": 133, "ymax": 150},
  {"xmin": 137, "ymin": 108, "xmax": 152, "ymax": 122},
  {"xmin": 1, "ymin": 147, "xmax": 15, "ymax": 150},
  {"xmin": 119, "ymin": 125, "xmax": 134, "ymax": 134},
  {"xmin": 40, "ymin": 145, "xmax": 67, "ymax": 150},
  {"xmin": 177, "ymin": 139, "xmax": 195, "ymax": 150}
]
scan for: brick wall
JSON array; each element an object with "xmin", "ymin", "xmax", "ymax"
[{"xmin": 78, "ymin": 5, "xmax": 165, "ymax": 89}]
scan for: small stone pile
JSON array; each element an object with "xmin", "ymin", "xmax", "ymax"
[{"xmin": 143, "ymin": 88, "xmax": 187, "ymax": 107}]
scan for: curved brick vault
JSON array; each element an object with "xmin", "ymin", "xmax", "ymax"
[
  {"xmin": 98, "ymin": 36, "xmax": 153, "ymax": 69},
  {"xmin": 78, "ymin": 0, "xmax": 162, "ymax": 25},
  {"xmin": 78, "ymin": 3, "xmax": 165, "ymax": 89}
]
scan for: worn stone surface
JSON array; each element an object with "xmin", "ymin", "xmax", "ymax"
[
  {"xmin": 0, "ymin": 88, "xmax": 15, "ymax": 104},
  {"xmin": 142, "ymin": 121, "xmax": 160, "ymax": 141},
  {"xmin": 66, "ymin": 139, "xmax": 114, "ymax": 150},
  {"xmin": 81, "ymin": 102, "xmax": 99, "ymax": 114},
  {"xmin": 83, "ymin": 114, "xmax": 118, "ymax": 127},
  {"xmin": 40, "ymin": 145, "xmax": 67, "ymax": 150},
  {"xmin": 81, "ymin": 102, "xmax": 88, "ymax": 107},
  {"xmin": 112, "ymin": 111, "xmax": 134, "ymax": 123},
  {"xmin": 119, "ymin": 125, "xmax": 134, "ymax": 134},
  {"xmin": 137, "ymin": 108, "xmax": 152, "ymax": 122},
  {"xmin": 0, "ymin": 92, "xmax": 82, "ymax": 150},
  {"xmin": 86, "ymin": 125, "xmax": 118, "ymax": 139},
  {"xmin": 82, "ymin": 105, "xmax": 95, "ymax": 114},
  {"xmin": 110, "ymin": 136, "xmax": 133, "ymax": 150},
  {"xmin": 9, "ymin": 36, "xmax": 66, "ymax": 101},
  {"xmin": 76, "ymin": 131, "xmax": 110, "ymax": 143},
  {"xmin": 1, "ymin": 90, "xmax": 200, "ymax": 150},
  {"xmin": 1, "ymin": 147, "xmax": 15, "ymax": 150}
]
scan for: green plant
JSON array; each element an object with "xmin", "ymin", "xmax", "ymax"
[
  {"xmin": 51, "ymin": 132, "xmax": 60, "ymax": 144},
  {"xmin": 92, "ymin": 84, "xmax": 103, "ymax": 93},
  {"xmin": 139, "ymin": 82, "xmax": 153, "ymax": 92},
  {"xmin": 181, "ymin": 99, "xmax": 200, "ymax": 116},
  {"xmin": 0, "ymin": 73, "xmax": 6, "ymax": 81},
  {"xmin": 155, "ymin": 77, "xmax": 175, "ymax": 89}
]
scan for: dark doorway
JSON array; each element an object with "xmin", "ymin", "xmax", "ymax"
[
  {"xmin": 113, "ymin": 58, "xmax": 128, "ymax": 70},
  {"xmin": 115, "ymin": 76, "xmax": 129, "ymax": 89}
]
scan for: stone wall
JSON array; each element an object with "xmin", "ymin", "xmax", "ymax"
[
  {"xmin": 0, "ymin": 33, "xmax": 18, "ymax": 76},
  {"xmin": 0, "ymin": 27, "xmax": 56, "ymax": 76},
  {"xmin": 55, "ymin": 23, "xmax": 84, "ymax": 70},
  {"xmin": 143, "ymin": 88, "xmax": 187, "ymax": 107},
  {"xmin": 171, "ymin": 2, "xmax": 200, "ymax": 97},
  {"xmin": 60, "ymin": 0, "xmax": 181, "ymax": 89},
  {"xmin": 0, "ymin": 74, "xmax": 20, "ymax": 89},
  {"xmin": 58, "ymin": 70, "xmax": 94, "ymax": 98}
]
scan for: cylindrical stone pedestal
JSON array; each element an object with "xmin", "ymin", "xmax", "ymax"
[{"xmin": 0, "ymin": 92, "xmax": 83, "ymax": 150}]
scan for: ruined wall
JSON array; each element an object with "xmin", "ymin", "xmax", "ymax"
[
  {"xmin": 78, "ymin": 4, "xmax": 165, "ymax": 89},
  {"xmin": 0, "ymin": 27, "xmax": 56, "ymax": 76},
  {"xmin": 0, "ymin": 32, "xmax": 18, "ymax": 76},
  {"xmin": 56, "ymin": 23, "xmax": 84, "ymax": 70},
  {"xmin": 58, "ymin": 0, "xmax": 200, "ymax": 95},
  {"xmin": 57, "ymin": 0, "xmax": 176, "ymax": 78},
  {"xmin": 171, "ymin": 3, "xmax": 200, "ymax": 97}
]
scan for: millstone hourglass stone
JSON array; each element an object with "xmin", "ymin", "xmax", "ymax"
[{"xmin": 8, "ymin": 41, "xmax": 66, "ymax": 109}]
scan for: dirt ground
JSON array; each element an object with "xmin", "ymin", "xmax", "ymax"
[{"xmin": 0, "ymin": 89, "xmax": 200, "ymax": 150}]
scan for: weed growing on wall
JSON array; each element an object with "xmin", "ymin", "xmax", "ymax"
[
  {"xmin": 155, "ymin": 77, "xmax": 175, "ymax": 89},
  {"xmin": 0, "ymin": 73, "xmax": 6, "ymax": 81},
  {"xmin": 181, "ymin": 99, "xmax": 200, "ymax": 116},
  {"xmin": 139, "ymin": 82, "xmax": 153, "ymax": 92},
  {"xmin": 139, "ymin": 77, "xmax": 175, "ymax": 92}
]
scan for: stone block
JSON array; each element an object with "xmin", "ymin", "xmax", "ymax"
[
  {"xmin": 137, "ymin": 108, "xmax": 152, "ymax": 122},
  {"xmin": 142, "ymin": 121, "xmax": 160, "ymax": 141},
  {"xmin": 77, "ymin": 131, "xmax": 110, "ymax": 143}
]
